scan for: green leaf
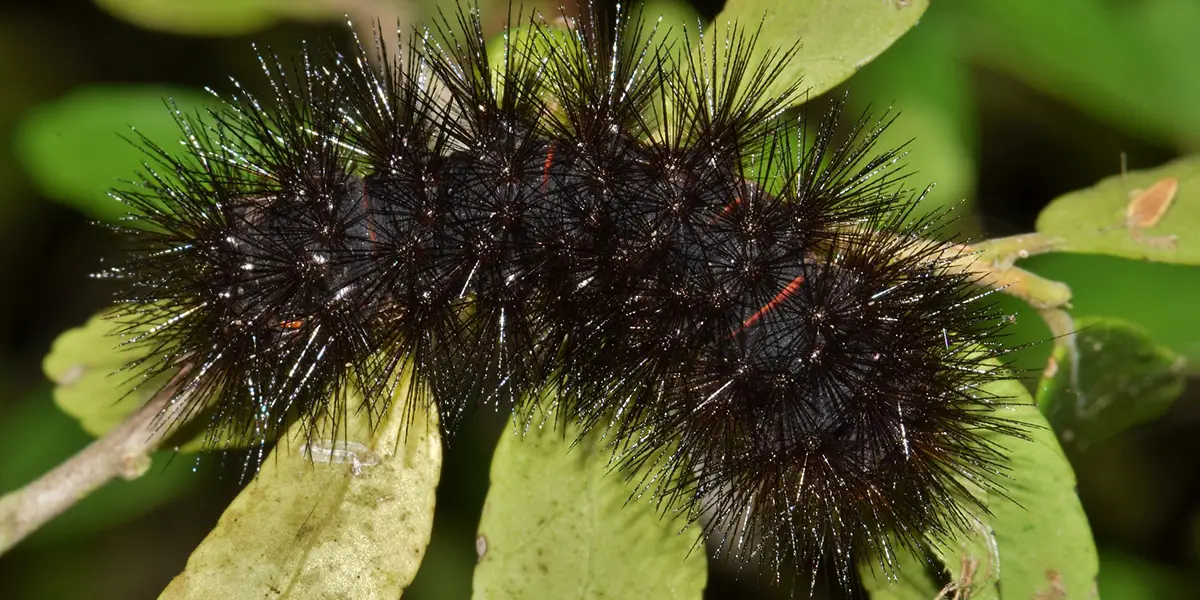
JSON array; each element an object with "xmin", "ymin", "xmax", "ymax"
[
  {"xmin": 864, "ymin": 378, "xmax": 1098, "ymax": 599},
  {"xmin": 1130, "ymin": 0, "xmax": 1200, "ymax": 147},
  {"xmin": 1037, "ymin": 316, "xmax": 1185, "ymax": 452},
  {"xmin": 1036, "ymin": 155, "xmax": 1200, "ymax": 264},
  {"xmin": 1017, "ymin": 253, "xmax": 1200, "ymax": 371},
  {"xmin": 1098, "ymin": 550, "xmax": 1200, "ymax": 600},
  {"xmin": 849, "ymin": 0, "xmax": 978, "ymax": 228},
  {"xmin": 859, "ymin": 545, "xmax": 941, "ymax": 600},
  {"xmin": 158, "ymin": 372, "xmax": 442, "ymax": 600},
  {"xmin": 985, "ymin": 379, "xmax": 1099, "ymax": 600},
  {"xmin": 15, "ymin": 85, "xmax": 213, "ymax": 222},
  {"xmin": 710, "ymin": 0, "xmax": 929, "ymax": 105},
  {"xmin": 471, "ymin": 420, "xmax": 707, "ymax": 600},
  {"xmin": 92, "ymin": 0, "xmax": 336, "ymax": 36},
  {"xmin": 637, "ymin": 0, "xmax": 703, "ymax": 51},
  {"xmin": 42, "ymin": 311, "xmax": 189, "ymax": 446},
  {"xmin": 952, "ymin": 0, "xmax": 1200, "ymax": 145},
  {"xmin": 929, "ymin": 517, "xmax": 1002, "ymax": 600}
]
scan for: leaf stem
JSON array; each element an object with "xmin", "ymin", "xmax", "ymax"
[
  {"xmin": 970, "ymin": 232, "xmax": 1067, "ymax": 269},
  {"xmin": 951, "ymin": 237, "xmax": 1072, "ymax": 311},
  {"xmin": 874, "ymin": 230, "xmax": 1072, "ymax": 311}
]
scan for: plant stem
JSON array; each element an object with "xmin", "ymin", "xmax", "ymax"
[
  {"xmin": 971, "ymin": 232, "xmax": 1067, "ymax": 269},
  {"xmin": 952, "ymin": 236, "xmax": 1072, "ymax": 311},
  {"xmin": 0, "ymin": 379, "xmax": 189, "ymax": 556}
]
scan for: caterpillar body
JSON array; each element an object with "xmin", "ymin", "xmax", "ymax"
[{"xmin": 107, "ymin": 2, "xmax": 1018, "ymax": 590}]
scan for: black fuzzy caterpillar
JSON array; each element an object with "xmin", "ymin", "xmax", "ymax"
[{"xmin": 106, "ymin": 1, "xmax": 1018, "ymax": 590}]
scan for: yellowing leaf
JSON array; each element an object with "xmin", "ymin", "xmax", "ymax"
[
  {"xmin": 42, "ymin": 310, "xmax": 216, "ymax": 452},
  {"xmin": 159, "ymin": 372, "xmax": 441, "ymax": 600},
  {"xmin": 43, "ymin": 311, "xmax": 174, "ymax": 439}
]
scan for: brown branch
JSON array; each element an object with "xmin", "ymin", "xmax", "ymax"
[{"xmin": 0, "ymin": 380, "xmax": 190, "ymax": 556}]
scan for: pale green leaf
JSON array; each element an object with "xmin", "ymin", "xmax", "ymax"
[
  {"xmin": 711, "ymin": 0, "xmax": 930, "ymax": 105},
  {"xmin": 986, "ymin": 379, "xmax": 1099, "ymax": 600},
  {"xmin": 859, "ymin": 544, "xmax": 941, "ymax": 600},
  {"xmin": 471, "ymin": 420, "xmax": 706, "ymax": 600},
  {"xmin": 865, "ymin": 377, "xmax": 1098, "ymax": 599},
  {"xmin": 42, "ymin": 311, "xmax": 190, "ymax": 445},
  {"xmin": 1036, "ymin": 154, "xmax": 1200, "ymax": 264},
  {"xmin": 159, "ymin": 372, "xmax": 442, "ymax": 600}
]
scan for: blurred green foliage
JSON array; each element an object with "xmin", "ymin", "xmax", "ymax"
[
  {"xmin": 2, "ymin": 0, "xmax": 1200, "ymax": 599},
  {"xmin": 15, "ymin": 86, "xmax": 214, "ymax": 222},
  {"xmin": 1038, "ymin": 317, "xmax": 1185, "ymax": 453},
  {"xmin": 91, "ymin": 0, "xmax": 337, "ymax": 36}
]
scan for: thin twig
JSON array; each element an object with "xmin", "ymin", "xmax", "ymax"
[
  {"xmin": 0, "ymin": 378, "xmax": 190, "ymax": 556},
  {"xmin": 952, "ymin": 235, "xmax": 1081, "ymax": 389},
  {"xmin": 0, "ymin": 0, "xmax": 424, "ymax": 559},
  {"xmin": 876, "ymin": 231, "xmax": 1072, "ymax": 312}
]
